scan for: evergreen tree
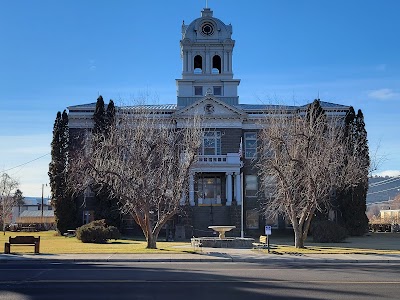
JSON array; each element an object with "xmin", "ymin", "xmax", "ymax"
[
  {"xmin": 306, "ymin": 99, "xmax": 326, "ymax": 125},
  {"xmin": 92, "ymin": 98, "xmax": 121, "ymax": 229},
  {"xmin": 13, "ymin": 189, "xmax": 25, "ymax": 206},
  {"xmin": 337, "ymin": 108, "xmax": 369, "ymax": 235},
  {"xmin": 93, "ymin": 96, "xmax": 106, "ymax": 135},
  {"xmin": 49, "ymin": 110, "xmax": 77, "ymax": 234},
  {"xmin": 93, "ymin": 184, "xmax": 122, "ymax": 229},
  {"xmin": 105, "ymin": 99, "xmax": 116, "ymax": 131}
]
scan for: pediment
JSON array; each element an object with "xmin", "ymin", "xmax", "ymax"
[{"xmin": 173, "ymin": 96, "xmax": 247, "ymax": 119}]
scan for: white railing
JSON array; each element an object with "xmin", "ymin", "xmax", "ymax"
[{"xmin": 197, "ymin": 153, "xmax": 240, "ymax": 165}]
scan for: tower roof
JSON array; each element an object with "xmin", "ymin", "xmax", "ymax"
[{"xmin": 181, "ymin": 8, "xmax": 233, "ymax": 42}]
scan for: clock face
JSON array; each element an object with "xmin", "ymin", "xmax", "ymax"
[{"xmin": 201, "ymin": 22, "xmax": 214, "ymax": 36}]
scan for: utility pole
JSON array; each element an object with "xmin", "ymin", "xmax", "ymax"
[{"xmin": 41, "ymin": 184, "xmax": 45, "ymax": 229}]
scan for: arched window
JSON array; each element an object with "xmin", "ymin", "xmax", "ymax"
[
  {"xmin": 212, "ymin": 55, "xmax": 221, "ymax": 74},
  {"xmin": 194, "ymin": 55, "xmax": 202, "ymax": 74}
]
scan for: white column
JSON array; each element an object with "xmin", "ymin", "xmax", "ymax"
[
  {"xmin": 189, "ymin": 173, "xmax": 195, "ymax": 206},
  {"xmin": 223, "ymin": 51, "xmax": 228, "ymax": 73},
  {"xmin": 180, "ymin": 192, "xmax": 186, "ymax": 206},
  {"xmin": 235, "ymin": 172, "xmax": 242, "ymax": 205},
  {"xmin": 226, "ymin": 172, "xmax": 233, "ymax": 206}
]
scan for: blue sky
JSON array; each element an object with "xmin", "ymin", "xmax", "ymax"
[{"xmin": 1, "ymin": 0, "xmax": 399, "ymax": 196}]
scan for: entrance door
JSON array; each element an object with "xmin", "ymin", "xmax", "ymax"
[{"xmin": 198, "ymin": 175, "xmax": 222, "ymax": 205}]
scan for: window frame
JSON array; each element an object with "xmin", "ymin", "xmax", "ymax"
[
  {"xmin": 201, "ymin": 131, "xmax": 221, "ymax": 155},
  {"xmin": 245, "ymin": 175, "xmax": 258, "ymax": 197},
  {"xmin": 244, "ymin": 132, "xmax": 257, "ymax": 159},
  {"xmin": 213, "ymin": 86, "xmax": 222, "ymax": 96},
  {"xmin": 194, "ymin": 86, "xmax": 203, "ymax": 96}
]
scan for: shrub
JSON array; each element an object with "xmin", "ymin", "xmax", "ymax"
[
  {"xmin": 107, "ymin": 226, "xmax": 121, "ymax": 240},
  {"xmin": 311, "ymin": 220, "xmax": 348, "ymax": 243},
  {"xmin": 76, "ymin": 219, "xmax": 121, "ymax": 243}
]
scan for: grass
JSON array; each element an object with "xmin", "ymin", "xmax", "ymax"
[
  {"xmin": 0, "ymin": 231, "xmax": 194, "ymax": 254},
  {"xmin": 263, "ymin": 233, "xmax": 400, "ymax": 255},
  {"xmin": 1, "ymin": 231, "xmax": 399, "ymax": 255}
]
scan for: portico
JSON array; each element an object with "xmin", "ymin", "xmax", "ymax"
[{"xmin": 187, "ymin": 152, "xmax": 242, "ymax": 206}]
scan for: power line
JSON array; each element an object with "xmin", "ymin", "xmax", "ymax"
[
  {"xmin": 369, "ymin": 176, "xmax": 400, "ymax": 187},
  {"xmin": 1, "ymin": 153, "xmax": 50, "ymax": 173},
  {"xmin": 367, "ymin": 185, "xmax": 400, "ymax": 196}
]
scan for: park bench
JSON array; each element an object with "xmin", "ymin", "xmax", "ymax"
[{"xmin": 4, "ymin": 236, "xmax": 40, "ymax": 254}]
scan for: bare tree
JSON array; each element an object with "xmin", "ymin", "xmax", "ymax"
[
  {"xmin": 70, "ymin": 107, "xmax": 202, "ymax": 248},
  {"xmin": 257, "ymin": 102, "xmax": 364, "ymax": 248},
  {"xmin": 0, "ymin": 173, "xmax": 19, "ymax": 235}
]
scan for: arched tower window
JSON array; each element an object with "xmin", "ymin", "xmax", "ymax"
[
  {"xmin": 194, "ymin": 55, "xmax": 203, "ymax": 74},
  {"xmin": 212, "ymin": 55, "xmax": 221, "ymax": 74}
]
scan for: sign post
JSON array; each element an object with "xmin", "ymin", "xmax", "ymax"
[{"xmin": 265, "ymin": 226, "xmax": 272, "ymax": 253}]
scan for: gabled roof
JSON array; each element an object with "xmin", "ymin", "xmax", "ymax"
[{"xmin": 173, "ymin": 95, "xmax": 247, "ymax": 118}]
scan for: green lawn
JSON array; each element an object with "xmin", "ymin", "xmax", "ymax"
[
  {"xmin": 1, "ymin": 231, "xmax": 194, "ymax": 254},
  {"xmin": 2, "ymin": 231, "xmax": 399, "ymax": 255},
  {"xmin": 266, "ymin": 233, "xmax": 400, "ymax": 254}
]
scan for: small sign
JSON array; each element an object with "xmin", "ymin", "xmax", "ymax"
[{"xmin": 265, "ymin": 225, "xmax": 272, "ymax": 236}]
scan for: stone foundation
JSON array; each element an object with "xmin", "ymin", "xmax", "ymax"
[{"xmin": 191, "ymin": 237, "xmax": 254, "ymax": 248}]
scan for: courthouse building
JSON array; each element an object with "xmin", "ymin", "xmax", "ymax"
[{"xmin": 68, "ymin": 7, "xmax": 350, "ymax": 236}]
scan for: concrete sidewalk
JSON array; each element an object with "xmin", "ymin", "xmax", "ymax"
[{"xmin": 1, "ymin": 247, "xmax": 400, "ymax": 264}]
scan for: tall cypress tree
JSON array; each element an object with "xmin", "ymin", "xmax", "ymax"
[
  {"xmin": 352, "ymin": 110, "xmax": 369, "ymax": 234},
  {"xmin": 337, "ymin": 108, "xmax": 369, "ymax": 235},
  {"xmin": 106, "ymin": 99, "xmax": 116, "ymax": 129},
  {"xmin": 49, "ymin": 110, "xmax": 77, "ymax": 234},
  {"xmin": 92, "ymin": 98, "xmax": 121, "ymax": 228},
  {"xmin": 93, "ymin": 96, "xmax": 106, "ymax": 135}
]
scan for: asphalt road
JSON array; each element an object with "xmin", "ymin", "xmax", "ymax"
[{"xmin": 0, "ymin": 261, "xmax": 399, "ymax": 300}]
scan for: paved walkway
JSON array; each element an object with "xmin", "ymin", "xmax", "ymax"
[{"xmin": 1, "ymin": 247, "xmax": 400, "ymax": 264}]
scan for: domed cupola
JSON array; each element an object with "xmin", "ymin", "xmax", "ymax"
[{"xmin": 176, "ymin": 8, "xmax": 240, "ymax": 107}]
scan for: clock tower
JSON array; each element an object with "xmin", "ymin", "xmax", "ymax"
[{"xmin": 176, "ymin": 8, "xmax": 240, "ymax": 107}]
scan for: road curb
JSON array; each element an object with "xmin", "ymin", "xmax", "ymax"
[{"xmin": 1, "ymin": 255, "xmax": 399, "ymax": 264}]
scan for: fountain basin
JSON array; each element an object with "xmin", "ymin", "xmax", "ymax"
[{"xmin": 208, "ymin": 225, "xmax": 236, "ymax": 239}]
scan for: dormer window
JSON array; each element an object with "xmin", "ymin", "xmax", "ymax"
[{"xmin": 194, "ymin": 55, "xmax": 203, "ymax": 74}]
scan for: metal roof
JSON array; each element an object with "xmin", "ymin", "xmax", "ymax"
[
  {"xmin": 67, "ymin": 100, "xmax": 349, "ymax": 113},
  {"xmin": 235, "ymin": 104, "xmax": 297, "ymax": 111},
  {"xmin": 299, "ymin": 101, "xmax": 350, "ymax": 109},
  {"xmin": 120, "ymin": 104, "xmax": 177, "ymax": 110},
  {"xmin": 19, "ymin": 210, "xmax": 55, "ymax": 218}
]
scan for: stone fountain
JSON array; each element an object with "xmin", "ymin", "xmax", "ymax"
[{"xmin": 191, "ymin": 225, "xmax": 254, "ymax": 249}]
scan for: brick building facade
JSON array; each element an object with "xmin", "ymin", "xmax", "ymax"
[{"xmin": 67, "ymin": 7, "xmax": 350, "ymax": 237}]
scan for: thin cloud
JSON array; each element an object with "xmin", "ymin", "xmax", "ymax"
[
  {"xmin": 89, "ymin": 59, "xmax": 96, "ymax": 71},
  {"xmin": 367, "ymin": 88, "xmax": 399, "ymax": 100},
  {"xmin": 374, "ymin": 170, "xmax": 400, "ymax": 177}
]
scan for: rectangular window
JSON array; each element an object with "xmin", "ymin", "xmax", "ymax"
[
  {"xmin": 245, "ymin": 175, "xmax": 258, "ymax": 197},
  {"xmin": 244, "ymin": 132, "xmax": 257, "ymax": 159},
  {"xmin": 194, "ymin": 86, "xmax": 203, "ymax": 96},
  {"xmin": 213, "ymin": 86, "xmax": 222, "ymax": 95},
  {"xmin": 246, "ymin": 210, "xmax": 259, "ymax": 229},
  {"xmin": 82, "ymin": 210, "xmax": 94, "ymax": 224},
  {"xmin": 201, "ymin": 131, "xmax": 221, "ymax": 155}
]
